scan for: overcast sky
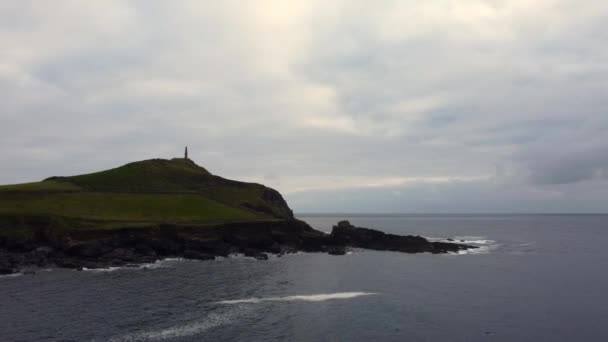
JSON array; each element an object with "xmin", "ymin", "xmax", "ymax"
[{"xmin": 1, "ymin": 1, "xmax": 607, "ymax": 213}]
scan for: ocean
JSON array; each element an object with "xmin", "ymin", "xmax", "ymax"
[{"xmin": 1, "ymin": 214, "xmax": 607, "ymax": 341}]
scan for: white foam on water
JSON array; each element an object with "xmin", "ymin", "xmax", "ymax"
[
  {"xmin": 109, "ymin": 305, "xmax": 251, "ymax": 341},
  {"xmin": 139, "ymin": 258, "xmax": 184, "ymax": 269},
  {"xmin": 157, "ymin": 257, "xmax": 184, "ymax": 262},
  {"xmin": 226, "ymin": 253, "xmax": 250, "ymax": 259},
  {"xmin": 0, "ymin": 272, "xmax": 23, "ymax": 279},
  {"xmin": 82, "ymin": 266, "xmax": 125, "ymax": 273},
  {"xmin": 455, "ymin": 235, "xmax": 486, "ymax": 240},
  {"xmin": 447, "ymin": 244, "xmax": 501, "ymax": 256},
  {"xmin": 217, "ymin": 292, "xmax": 378, "ymax": 305},
  {"xmin": 427, "ymin": 235, "xmax": 500, "ymax": 255},
  {"xmin": 82, "ymin": 258, "xmax": 186, "ymax": 273},
  {"xmin": 426, "ymin": 235, "xmax": 495, "ymax": 244},
  {"xmin": 461, "ymin": 239, "xmax": 495, "ymax": 244},
  {"xmin": 423, "ymin": 236, "xmax": 447, "ymax": 241},
  {"xmin": 456, "ymin": 246, "xmax": 491, "ymax": 255},
  {"xmin": 428, "ymin": 235, "xmax": 497, "ymax": 245},
  {"xmin": 450, "ymin": 236, "xmax": 494, "ymax": 244}
]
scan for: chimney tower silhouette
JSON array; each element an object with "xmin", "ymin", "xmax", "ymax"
[{"xmin": 185, "ymin": 146, "xmax": 188, "ymax": 159}]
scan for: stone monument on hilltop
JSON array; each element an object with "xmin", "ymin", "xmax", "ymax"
[{"xmin": 185, "ymin": 146, "xmax": 188, "ymax": 160}]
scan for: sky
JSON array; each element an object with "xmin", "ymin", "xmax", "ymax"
[{"xmin": 1, "ymin": 1, "xmax": 607, "ymax": 213}]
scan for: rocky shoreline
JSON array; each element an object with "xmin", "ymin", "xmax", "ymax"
[{"xmin": 0, "ymin": 220, "xmax": 476, "ymax": 275}]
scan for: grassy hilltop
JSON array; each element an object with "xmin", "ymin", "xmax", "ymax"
[{"xmin": 0, "ymin": 158, "xmax": 293, "ymax": 235}]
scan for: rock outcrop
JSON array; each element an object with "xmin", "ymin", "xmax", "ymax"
[
  {"xmin": 0, "ymin": 220, "xmax": 476, "ymax": 273},
  {"xmin": 330, "ymin": 221, "xmax": 475, "ymax": 254}
]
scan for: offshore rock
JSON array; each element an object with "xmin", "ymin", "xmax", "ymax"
[{"xmin": 330, "ymin": 221, "xmax": 475, "ymax": 254}]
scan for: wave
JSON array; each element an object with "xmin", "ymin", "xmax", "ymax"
[
  {"xmin": 109, "ymin": 305, "xmax": 251, "ymax": 341},
  {"xmin": 459, "ymin": 239, "xmax": 495, "ymax": 245},
  {"xmin": 110, "ymin": 292, "xmax": 376, "ymax": 340},
  {"xmin": 217, "ymin": 292, "xmax": 378, "ymax": 304},
  {"xmin": 83, "ymin": 258, "xmax": 185, "ymax": 273},
  {"xmin": 426, "ymin": 235, "xmax": 496, "ymax": 246},
  {"xmin": 139, "ymin": 258, "xmax": 185, "ymax": 269},
  {"xmin": 82, "ymin": 266, "xmax": 125, "ymax": 273},
  {"xmin": 448, "ymin": 244, "xmax": 501, "ymax": 255},
  {"xmin": 0, "ymin": 272, "xmax": 23, "ymax": 279},
  {"xmin": 451, "ymin": 236, "xmax": 495, "ymax": 245}
]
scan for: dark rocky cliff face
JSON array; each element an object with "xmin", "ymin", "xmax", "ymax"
[
  {"xmin": 0, "ymin": 219, "xmax": 323, "ymax": 271},
  {"xmin": 0, "ymin": 219, "xmax": 477, "ymax": 274},
  {"xmin": 261, "ymin": 187, "xmax": 293, "ymax": 219}
]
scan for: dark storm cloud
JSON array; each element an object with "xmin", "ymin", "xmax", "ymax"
[{"xmin": 1, "ymin": 1, "xmax": 607, "ymax": 212}]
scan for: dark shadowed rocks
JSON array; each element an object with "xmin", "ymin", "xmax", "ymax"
[
  {"xmin": 183, "ymin": 250, "xmax": 215, "ymax": 261},
  {"xmin": 243, "ymin": 248, "xmax": 269, "ymax": 260},
  {"xmin": 0, "ymin": 268, "xmax": 15, "ymax": 275},
  {"xmin": 326, "ymin": 245, "xmax": 347, "ymax": 255},
  {"xmin": 0, "ymin": 219, "xmax": 476, "ymax": 272},
  {"xmin": 330, "ymin": 220, "xmax": 476, "ymax": 254}
]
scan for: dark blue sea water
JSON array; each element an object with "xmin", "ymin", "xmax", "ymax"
[{"xmin": 1, "ymin": 214, "xmax": 608, "ymax": 341}]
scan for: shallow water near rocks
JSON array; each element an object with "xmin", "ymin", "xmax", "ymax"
[{"xmin": 1, "ymin": 214, "xmax": 607, "ymax": 341}]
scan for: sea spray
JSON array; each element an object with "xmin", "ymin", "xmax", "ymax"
[{"xmin": 217, "ymin": 292, "xmax": 378, "ymax": 304}]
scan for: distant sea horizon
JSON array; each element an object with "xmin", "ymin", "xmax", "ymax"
[{"xmin": 296, "ymin": 212, "xmax": 608, "ymax": 216}]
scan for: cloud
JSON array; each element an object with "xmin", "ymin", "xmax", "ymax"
[
  {"xmin": 519, "ymin": 134, "xmax": 608, "ymax": 185},
  {"xmin": 1, "ymin": 1, "xmax": 607, "ymax": 212}
]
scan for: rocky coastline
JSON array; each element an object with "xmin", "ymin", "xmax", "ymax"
[{"xmin": 0, "ymin": 220, "xmax": 476, "ymax": 275}]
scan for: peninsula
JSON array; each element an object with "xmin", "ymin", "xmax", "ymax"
[{"xmin": 0, "ymin": 157, "xmax": 475, "ymax": 274}]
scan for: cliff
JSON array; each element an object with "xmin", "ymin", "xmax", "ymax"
[
  {"xmin": 0, "ymin": 158, "xmax": 293, "ymax": 231},
  {"xmin": 0, "ymin": 158, "xmax": 476, "ymax": 274}
]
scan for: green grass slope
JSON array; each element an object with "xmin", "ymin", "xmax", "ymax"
[
  {"xmin": 47, "ymin": 158, "xmax": 213, "ymax": 192},
  {"xmin": 0, "ymin": 193, "xmax": 260, "ymax": 222},
  {"xmin": 0, "ymin": 158, "xmax": 293, "ymax": 231},
  {"xmin": 0, "ymin": 180, "xmax": 82, "ymax": 192}
]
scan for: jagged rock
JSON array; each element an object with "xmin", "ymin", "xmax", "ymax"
[
  {"xmin": 326, "ymin": 245, "xmax": 347, "ymax": 255},
  {"xmin": 134, "ymin": 243, "xmax": 157, "ymax": 257},
  {"xmin": 66, "ymin": 241, "xmax": 113, "ymax": 258},
  {"xmin": 35, "ymin": 246, "xmax": 54, "ymax": 254},
  {"xmin": 243, "ymin": 248, "xmax": 269, "ymax": 260},
  {"xmin": 4, "ymin": 240, "xmax": 36, "ymax": 253},
  {"xmin": 183, "ymin": 250, "xmax": 215, "ymax": 261},
  {"xmin": 147, "ymin": 239, "xmax": 181, "ymax": 255},
  {"xmin": 279, "ymin": 245, "xmax": 298, "ymax": 254},
  {"xmin": 0, "ymin": 219, "xmax": 477, "ymax": 272},
  {"xmin": 54, "ymin": 258, "xmax": 82, "ymax": 269},
  {"xmin": 330, "ymin": 221, "xmax": 475, "ymax": 254},
  {"xmin": 0, "ymin": 268, "xmax": 15, "ymax": 275},
  {"xmin": 254, "ymin": 253, "xmax": 269, "ymax": 261},
  {"xmin": 261, "ymin": 187, "xmax": 294, "ymax": 219},
  {"xmin": 101, "ymin": 248, "xmax": 136, "ymax": 262},
  {"xmin": 267, "ymin": 242, "xmax": 282, "ymax": 254}
]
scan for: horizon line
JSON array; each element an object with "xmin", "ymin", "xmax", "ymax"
[{"xmin": 295, "ymin": 212, "xmax": 608, "ymax": 216}]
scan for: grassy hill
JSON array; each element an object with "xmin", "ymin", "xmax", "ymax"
[{"xmin": 0, "ymin": 158, "xmax": 293, "ymax": 234}]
